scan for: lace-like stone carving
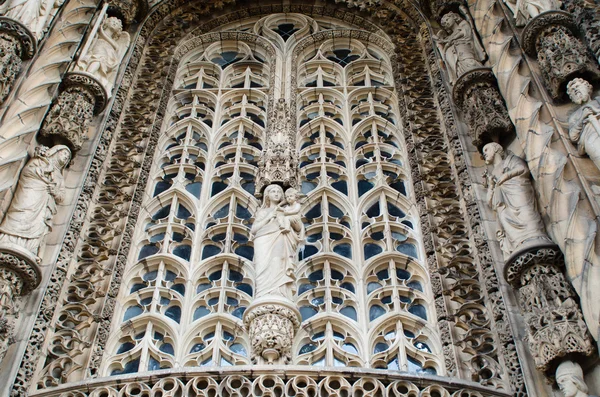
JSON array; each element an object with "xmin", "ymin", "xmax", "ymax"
[
  {"xmin": 39, "ymin": 73, "xmax": 107, "ymax": 153},
  {"xmin": 108, "ymin": 0, "xmax": 148, "ymax": 25},
  {"xmin": 244, "ymin": 304, "xmax": 301, "ymax": 364},
  {"xmin": 0, "ymin": 17, "xmax": 35, "ymax": 105},
  {"xmin": 562, "ymin": 0, "xmax": 600, "ymax": 65},
  {"xmin": 505, "ymin": 247, "xmax": 594, "ymax": 374},
  {"xmin": 453, "ymin": 68, "xmax": 515, "ymax": 150},
  {"xmin": 256, "ymin": 99, "xmax": 298, "ymax": 192},
  {"xmin": 522, "ymin": 11, "xmax": 600, "ymax": 100}
]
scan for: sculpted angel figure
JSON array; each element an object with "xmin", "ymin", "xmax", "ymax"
[
  {"xmin": 482, "ymin": 142, "xmax": 551, "ymax": 257},
  {"xmin": 77, "ymin": 16, "xmax": 130, "ymax": 93},
  {"xmin": 0, "ymin": 145, "xmax": 71, "ymax": 260},
  {"xmin": 566, "ymin": 78, "xmax": 600, "ymax": 171},
  {"xmin": 434, "ymin": 11, "xmax": 486, "ymax": 84},
  {"xmin": 251, "ymin": 185, "xmax": 305, "ymax": 301}
]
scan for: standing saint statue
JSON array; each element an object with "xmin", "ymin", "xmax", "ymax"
[
  {"xmin": 504, "ymin": 0, "xmax": 561, "ymax": 26},
  {"xmin": 76, "ymin": 16, "xmax": 130, "ymax": 94},
  {"xmin": 556, "ymin": 361, "xmax": 595, "ymax": 397},
  {"xmin": 482, "ymin": 142, "xmax": 552, "ymax": 257},
  {"xmin": 434, "ymin": 11, "xmax": 486, "ymax": 84},
  {"xmin": 0, "ymin": 145, "xmax": 71, "ymax": 260},
  {"xmin": 567, "ymin": 78, "xmax": 600, "ymax": 171},
  {"xmin": 251, "ymin": 184, "xmax": 305, "ymax": 301}
]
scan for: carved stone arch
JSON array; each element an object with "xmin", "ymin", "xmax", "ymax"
[{"xmin": 12, "ymin": 0, "xmax": 525, "ymax": 395}]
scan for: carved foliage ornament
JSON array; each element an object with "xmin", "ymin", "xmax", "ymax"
[
  {"xmin": 522, "ymin": 11, "xmax": 600, "ymax": 100},
  {"xmin": 0, "ymin": 17, "xmax": 35, "ymax": 105},
  {"xmin": 506, "ymin": 247, "xmax": 595, "ymax": 374},
  {"xmin": 39, "ymin": 73, "xmax": 108, "ymax": 152},
  {"xmin": 453, "ymin": 68, "xmax": 515, "ymax": 151}
]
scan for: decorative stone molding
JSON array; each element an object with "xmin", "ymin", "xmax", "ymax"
[
  {"xmin": 107, "ymin": 0, "xmax": 149, "ymax": 26},
  {"xmin": 0, "ymin": 17, "xmax": 35, "ymax": 104},
  {"xmin": 453, "ymin": 68, "xmax": 515, "ymax": 151},
  {"xmin": 256, "ymin": 98, "xmax": 298, "ymax": 193},
  {"xmin": 522, "ymin": 11, "xmax": 600, "ymax": 100},
  {"xmin": 27, "ymin": 368, "xmax": 512, "ymax": 397},
  {"xmin": 504, "ymin": 245, "xmax": 595, "ymax": 375},
  {"xmin": 38, "ymin": 73, "xmax": 107, "ymax": 153},
  {"xmin": 243, "ymin": 303, "xmax": 301, "ymax": 364}
]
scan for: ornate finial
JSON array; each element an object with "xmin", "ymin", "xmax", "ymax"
[{"xmin": 256, "ymin": 98, "xmax": 298, "ymax": 194}]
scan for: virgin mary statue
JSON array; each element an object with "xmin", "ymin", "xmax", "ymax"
[
  {"xmin": 0, "ymin": 145, "xmax": 71, "ymax": 259},
  {"xmin": 251, "ymin": 184, "xmax": 304, "ymax": 302}
]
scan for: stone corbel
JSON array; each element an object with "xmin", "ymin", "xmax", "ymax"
[
  {"xmin": 0, "ymin": 17, "xmax": 35, "ymax": 105},
  {"xmin": 522, "ymin": 11, "xmax": 600, "ymax": 100},
  {"xmin": 38, "ymin": 73, "xmax": 107, "ymax": 153},
  {"xmin": 504, "ymin": 245, "xmax": 595, "ymax": 377},
  {"xmin": 453, "ymin": 68, "xmax": 515, "ymax": 150}
]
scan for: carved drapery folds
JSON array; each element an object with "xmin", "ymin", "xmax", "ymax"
[
  {"xmin": 522, "ymin": 11, "xmax": 600, "ymax": 100},
  {"xmin": 453, "ymin": 68, "xmax": 515, "ymax": 150},
  {"xmin": 0, "ymin": 17, "xmax": 34, "ymax": 104},
  {"xmin": 505, "ymin": 247, "xmax": 595, "ymax": 374},
  {"xmin": 39, "ymin": 73, "xmax": 107, "ymax": 153},
  {"xmin": 256, "ymin": 99, "xmax": 298, "ymax": 193}
]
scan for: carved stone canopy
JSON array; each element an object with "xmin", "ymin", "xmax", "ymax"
[
  {"xmin": 108, "ymin": 0, "xmax": 149, "ymax": 26},
  {"xmin": 421, "ymin": 0, "xmax": 466, "ymax": 20},
  {"xmin": 522, "ymin": 11, "xmax": 600, "ymax": 100},
  {"xmin": 453, "ymin": 68, "xmax": 515, "ymax": 151},
  {"xmin": 0, "ymin": 17, "xmax": 36, "ymax": 60},
  {"xmin": 38, "ymin": 72, "xmax": 108, "ymax": 152}
]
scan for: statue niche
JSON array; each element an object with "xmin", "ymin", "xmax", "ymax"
[
  {"xmin": 0, "ymin": 145, "xmax": 70, "ymax": 261},
  {"xmin": 482, "ymin": 142, "xmax": 552, "ymax": 258}
]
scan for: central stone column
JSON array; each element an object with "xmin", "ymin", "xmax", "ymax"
[{"xmin": 244, "ymin": 99, "xmax": 303, "ymax": 365}]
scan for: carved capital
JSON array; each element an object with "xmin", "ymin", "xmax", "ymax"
[
  {"xmin": 453, "ymin": 68, "xmax": 515, "ymax": 150},
  {"xmin": 506, "ymin": 246, "xmax": 595, "ymax": 375},
  {"xmin": 243, "ymin": 301, "xmax": 301, "ymax": 365},
  {"xmin": 108, "ymin": 0, "xmax": 149, "ymax": 26},
  {"xmin": 39, "ymin": 73, "xmax": 107, "ymax": 153},
  {"xmin": 522, "ymin": 11, "xmax": 600, "ymax": 100}
]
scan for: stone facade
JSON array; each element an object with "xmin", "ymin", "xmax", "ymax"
[{"xmin": 0, "ymin": 0, "xmax": 596, "ymax": 396}]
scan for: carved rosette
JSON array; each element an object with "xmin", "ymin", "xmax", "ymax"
[
  {"xmin": 505, "ymin": 245, "xmax": 595, "ymax": 374},
  {"xmin": 522, "ymin": 11, "xmax": 600, "ymax": 100},
  {"xmin": 256, "ymin": 99, "xmax": 299, "ymax": 193},
  {"xmin": 0, "ymin": 245, "xmax": 41, "ymax": 361},
  {"xmin": 453, "ymin": 68, "xmax": 515, "ymax": 150},
  {"xmin": 0, "ymin": 17, "xmax": 35, "ymax": 105},
  {"xmin": 108, "ymin": 0, "xmax": 149, "ymax": 25},
  {"xmin": 243, "ymin": 302, "xmax": 301, "ymax": 365},
  {"xmin": 39, "ymin": 72, "xmax": 107, "ymax": 153}
]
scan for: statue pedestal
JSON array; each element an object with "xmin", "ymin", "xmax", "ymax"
[
  {"xmin": 243, "ymin": 297, "xmax": 301, "ymax": 365},
  {"xmin": 504, "ymin": 244, "xmax": 595, "ymax": 376}
]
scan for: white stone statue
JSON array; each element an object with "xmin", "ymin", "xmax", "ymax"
[
  {"xmin": 251, "ymin": 185, "xmax": 305, "ymax": 301},
  {"xmin": 3, "ymin": 0, "xmax": 62, "ymax": 39},
  {"xmin": 76, "ymin": 16, "xmax": 130, "ymax": 94},
  {"xmin": 504, "ymin": 0, "xmax": 561, "ymax": 27},
  {"xmin": 566, "ymin": 78, "xmax": 600, "ymax": 171},
  {"xmin": 434, "ymin": 11, "xmax": 486, "ymax": 84},
  {"xmin": 483, "ymin": 142, "xmax": 552, "ymax": 257},
  {"xmin": 556, "ymin": 361, "xmax": 593, "ymax": 397},
  {"xmin": 0, "ymin": 145, "xmax": 70, "ymax": 260}
]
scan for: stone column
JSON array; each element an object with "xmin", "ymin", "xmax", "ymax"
[
  {"xmin": 38, "ymin": 73, "xmax": 107, "ymax": 153},
  {"xmin": 0, "ymin": 17, "xmax": 35, "ymax": 105},
  {"xmin": 453, "ymin": 68, "xmax": 515, "ymax": 150},
  {"xmin": 505, "ymin": 246, "xmax": 595, "ymax": 376},
  {"xmin": 522, "ymin": 11, "xmax": 600, "ymax": 100}
]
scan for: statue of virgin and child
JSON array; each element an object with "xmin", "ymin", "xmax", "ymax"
[{"xmin": 251, "ymin": 184, "xmax": 305, "ymax": 302}]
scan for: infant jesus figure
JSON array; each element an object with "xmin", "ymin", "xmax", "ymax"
[{"xmin": 276, "ymin": 188, "xmax": 304, "ymax": 237}]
